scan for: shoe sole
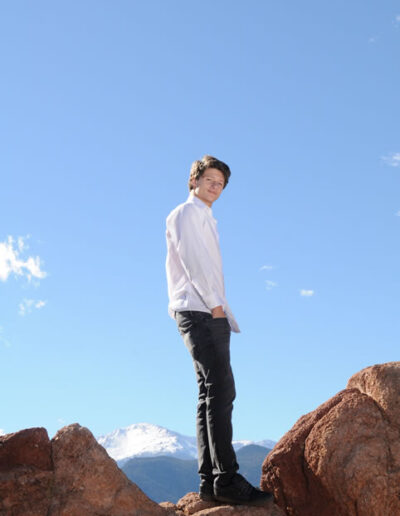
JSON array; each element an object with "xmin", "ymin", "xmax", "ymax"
[
  {"xmin": 199, "ymin": 493, "xmax": 216, "ymax": 502},
  {"xmin": 214, "ymin": 494, "xmax": 273, "ymax": 507}
]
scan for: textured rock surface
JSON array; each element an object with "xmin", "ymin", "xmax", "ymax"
[
  {"xmin": 0, "ymin": 427, "xmax": 53, "ymax": 516},
  {"xmin": 0, "ymin": 423, "xmax": 165, "ymax": 516},
  {"xmin": 168, "ymin": 492, "xmax": 285, "ymax": 515},
  {"xmin": 50, "ymin": 424, "xmax": 165, "ymax": 516},
  {"xmin": 261, "ymin": 361, "xmax": 400, "ymax": 516}
]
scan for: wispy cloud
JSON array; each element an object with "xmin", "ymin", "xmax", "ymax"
[
  {"xmin": 0, "ymin": 429, "xmax": 5, "ymax": 436},
  {"xmin": 300, "ymin": 289, "xmax": 315, "ymax": 297},
  {"xmin": 396, "ymin": 15, "xmax": 400, "ymax": 23},
  {"xmin": 0, "ymin": 236, "xmax": 47, "ymax": 282},
  {"xmin": 382, "ymin": 153, "xmax": 400, "ymax": 167},
  {"xmin": 18, "ymin": 298, "xmax": 47, "ymax": 316},
  {"xmin": 266, "ymin": 280, "xmax": 278, "ymax": 290},
  {"xmin": 260, "ymin": 264, "xmax": 274, "ymax": 271}
]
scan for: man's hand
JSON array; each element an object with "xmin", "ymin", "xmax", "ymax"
[{"xmin": 211, "ymin": 305, "xmax": 226, "ymax": 318}]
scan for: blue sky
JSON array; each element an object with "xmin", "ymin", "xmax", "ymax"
[{"xmin": 1, "ymin": 1, "xmax": 399, "ymax": 442}]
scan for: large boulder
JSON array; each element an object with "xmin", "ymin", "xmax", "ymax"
[
  {"xmin": 49, "ymin": 424, "xmax": 166, "ymax": 516},
  {"xmin": 0, "ymin": 423, "xmax": 165, "ymax": 516},
  {"xmin": 261, "ymin": 362, "xmax": 400, "ymax": 516}
]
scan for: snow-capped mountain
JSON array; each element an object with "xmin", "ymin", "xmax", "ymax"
[
  {"xmin": 97, "ymin": 423, "xmax": 276, "ymax": 465},
  {"xmin": 98, "ymin": 423, "xmax": 198, "ymax": 464},
  {"xmin": 232, "ymin": 438, "xmax": 277, "ymax": 451}
]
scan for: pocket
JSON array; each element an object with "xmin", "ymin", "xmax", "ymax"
[
  {"xmin": 206, "ymin": 317, "xmax": 231, "ymax": 336},
  {"xmin": 176, "ymin": 312, "xmax": 194, "ymax": 336},
  {"xmin": 207, "ymin": 317, "xmax": 230, "ymax": 325}
]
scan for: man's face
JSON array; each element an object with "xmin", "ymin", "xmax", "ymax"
[{"xmin": 191, "ymin": 168, "xmax": 225, "ymax": 207}]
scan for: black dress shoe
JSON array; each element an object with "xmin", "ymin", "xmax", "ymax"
[
  {"xmin": 214, "ymin": 473, "xmax": 273, "ymax": 507},
  {"xmin": 199, "ymin": 479, "xmax": 215, "ymax": 501}
]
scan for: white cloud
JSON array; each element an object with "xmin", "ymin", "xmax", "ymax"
[
  {"xmin": 0, "ymin": 429, "xmax": 5, "ymax": 436},
  {"xmin": 382, "ymin": 153, "xmax": 400, "ymax": 167},
  {"xmin": 396, "ymin": 211, "xmax": 400, "ymax": 217},
  {"xmin": 260, "ymin": 264, "xmax": 274, "ymax": 271},
  {"xmin": 0, "ymin": 236, "xmax": 46, "ymax": 282},
  {"xmin": 300, "ymin": 289, "xmax": 315, "ymax": 297},
  {"xmin": 19, "ymin": 298, "xmax": 47, "ymax": 316},
  {"xmin": 396, "ymin": 15, "xmax": 400, "ymax": 22},
  {"xmin": 18, "ymin": 236, "xmax": 27, "ymax": 252},
  {"xmin": 266, "ymin": 280, "xmax": 278, "ymax": 290}
]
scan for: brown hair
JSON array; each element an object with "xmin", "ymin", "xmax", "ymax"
[{"xmin": 188, "ymin": 155, "xmax": 231, "ymax": 191}]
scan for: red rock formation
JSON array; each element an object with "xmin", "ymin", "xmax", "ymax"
[
  {"xmin": 0, "ymin": 423, "xmax": 166, "ymax": 516},
  {"xmin": 6, "ymin": 362, "xmax": 399, "ymax": 515},
  {"xmin": 49, "ymin": 424, "xmax": 166, "ymax": 516},
  {"xmin": 0, "ymin": 427, "xmax": 53, "ymax": 516},
  {"xmin": 261, "ymin": 361, "xmax": 400, "ymax": 516}
]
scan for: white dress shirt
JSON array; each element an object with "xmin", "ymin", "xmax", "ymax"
[{"xmin": 166, "ymin": 192, "xmax": 240, "ymax": 333}]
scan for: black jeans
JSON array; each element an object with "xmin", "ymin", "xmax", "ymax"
[{"xmin": 175, "ymin": 310, "xmax": 239, "ymax": 487}]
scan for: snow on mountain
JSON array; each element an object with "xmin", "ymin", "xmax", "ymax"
[
  {"xmin": 98, "ymin": 423, "xmax": 198, "ymax": 464},
  {"xmin": 97, "ymin": 423, "xmax": 276, "ymax": 465},
  {"xmin": 233, "ymin": 439, "xmax": 277, "ymax": 451}
]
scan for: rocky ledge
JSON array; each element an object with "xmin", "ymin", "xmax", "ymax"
[
  {"xmin": 162, "ymin": 492, "xmax": 284, "ymax": 515},
  {"xmin": 1, "ymin": 361, "xmax": 400, "ymax": 515}
]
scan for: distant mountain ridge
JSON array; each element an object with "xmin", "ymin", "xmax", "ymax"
[
  {"xmin": 97, "ymin": 423, "xmax": 276, "ymax": 465},
  {"xmin": 121, "ymin": 444, "xmax": 272, "ymax": 503}
]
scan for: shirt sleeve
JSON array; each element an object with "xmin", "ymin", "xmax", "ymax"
[{"xmin": 173, "ymin": 205, "xmax": 223, "ymax": 310}]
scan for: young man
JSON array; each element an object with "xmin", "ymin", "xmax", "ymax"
[{"xmin": 165, "ymin": 155, "xmax": 272, "ymax": 506}]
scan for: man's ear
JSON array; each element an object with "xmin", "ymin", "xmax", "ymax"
[{"xmin": 190, "ymin": 177, "xmax": 198, "ymax": 190}]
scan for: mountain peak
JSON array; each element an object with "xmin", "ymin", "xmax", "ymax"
[
  {"xmin": 98, "ymin": 422, "xmax": 276, "ymax": 465},
  {"xmin": 97, "ymin": 423, "xmax": 198, "ymax": 464}
]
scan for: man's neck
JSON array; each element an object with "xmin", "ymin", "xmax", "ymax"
[{"xmin": 193, "ymin": 192, "xmax": 213, "ymax": 208}]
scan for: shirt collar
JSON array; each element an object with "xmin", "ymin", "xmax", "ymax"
[{"xmin": 188, "ymin": 191, "xmax": 213, "ymax": 215}]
